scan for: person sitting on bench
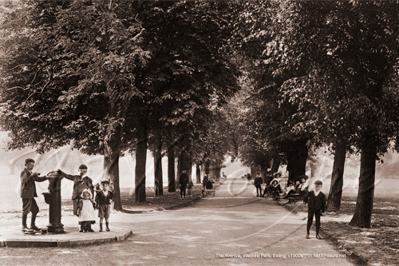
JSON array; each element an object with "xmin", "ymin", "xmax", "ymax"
[
  {"xmin": 269, "ymin": 179, "xmax": 282, "ymax": 199},
  {"xmin": 281, "ymin": 180, "xmax": 298, "ymax": 199},
  {"xmin": 297, "ymin": 175, "xmax": 309, "ymax": 201},
  {"xmin": 263, "ymin": 172, "xmax": 280, "ymax": 197}
]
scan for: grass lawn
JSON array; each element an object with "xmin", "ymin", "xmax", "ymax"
[
  {"xmin": 120, "ymin": 184, "xmax": 203, "ymax": 211},
  {"xmin": 280, "ymin": 196, "xmax": 399, "ymax": 266}
]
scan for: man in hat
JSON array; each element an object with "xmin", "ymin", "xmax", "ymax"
[
  {"xmin": 58, "ymin": 164, "xmax": 94, "ymax": 217},
  {"xmin": 20, "ymin": 158, "xmax": 47, "ymax": 232}
]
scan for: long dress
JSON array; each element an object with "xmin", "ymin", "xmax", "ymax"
[{"xmin": 78, "ymin": 200, "xmax": 96, "ymax": 225}]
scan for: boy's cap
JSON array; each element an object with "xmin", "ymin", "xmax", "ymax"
[
  {"xmin": 314, "ymin": 180, "xmax": 323, "ymax": 186},
  {"xmin": 25, "ymin": 158, "xmax": 35, "ymax": 165},
  {"xmin": 101, "ymin": 180, "xmax": 110, "ymax": 184},
  {"xmin": 79, "ymin": 164, "xmax": 88, "ymax": 170}
]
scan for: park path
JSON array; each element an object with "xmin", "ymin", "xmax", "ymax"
[{"xmin": 0, "ymin": 178, "xmax": 353, "ymax": 266}]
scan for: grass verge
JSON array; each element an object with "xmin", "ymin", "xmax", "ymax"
[{"xmin": 280, "ymin": 196, "xmax": 399, "ymax": 266}]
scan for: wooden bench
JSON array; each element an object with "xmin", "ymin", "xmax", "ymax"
[
  {"xmin": 283, "ymin": 193, "xmax": 302, "ymax": 204},
  {"xmin": 202, "ymin": 182, "xmax": 217, "ymax": 197}
]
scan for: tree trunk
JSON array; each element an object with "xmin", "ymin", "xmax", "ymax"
[
  {"xmin": 349, "ymin": 138, "xmax": 376, "ymax": 228},
  {"xmin": 177, "ymin": 150, "xmax": 191, "ymax": 183},
  {"xmin": 167, "ymin": 143, "xmax": 176, "ymax": 192},
  {"xmin": 196, "ymin": 164, "xmax": 201, "ymax": 183},
  {"xmin": 153, "ymin": 132, "xmax": 163, "ymax": 196},
  {"xmin": 250, "ymin": 167, "xmax": 256, "ymax": 180},
  {"xmin": 287, "ymin": 140, "xmax": 308, "ymax": 182},
  {"xmin": 204, "ymin": 160, "xmax": 210, "ymax": 177},
  {"xmin": 176, "ymin": 152, "xmax": 183, "ymax": 189},
  {"xmin": 327, "ymin": 137, "xmax": 347, "ymax": 212},
  {"xmin": 260, "ymin": 163, "xmax": 269, "ymax": 184},
  {"xmin": 213, "ymin": 158, "xmax": 221, "ymax": 181},
  {"xmin": 103, "ymin": 119, "xmax": 123, "ymax": 211},
  {"xmin": 135, "ymin": 121, "xmax": 147, "ymax": 203},
  {"xmin": 186, "ymin": 152, "xmax": 192, "ymax": 182},
  {"xmin": 271, "ymin": 154, "xmax": 281, "ymax": 174}
]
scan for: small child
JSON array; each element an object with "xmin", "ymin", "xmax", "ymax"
[
  {"xmin": 78, "ymin": 189, "xmax": 96, "ymax": 232},
  {"xmin": 95, "ymin": 180, "xmax": 114, "ymax": 232},
  {"xmin": 304, "ymin": 180, "xmax": 326, "ymax": 239}
]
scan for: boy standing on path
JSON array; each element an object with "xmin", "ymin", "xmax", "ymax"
[
  {"xmin": 179, "ymin": 170, "xmax": 189, "ymax": 200},
  {"xmin": 58, "ymin": 164, "xmax": 94, "ymax": 217},
  {"xmin": 20, "ymin": 158, "xmax": 47, "ymax": 232},
  {"xmin": 305, "ymin": 180, "xmax": 327, "ymax": 239},
  {"xmin": 95, "ymin": 180, "xmax": 113, "ymax": 232},
  {"xmin": 254, "ymin": 173, "xmax": 263, "ymax": 197}
]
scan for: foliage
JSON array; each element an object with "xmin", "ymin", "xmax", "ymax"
[{"xmin": 0, "ymin": 0, "xmax": 149, "ymax": 155}]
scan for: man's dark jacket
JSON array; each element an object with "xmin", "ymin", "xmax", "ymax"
[{"xmin": 20, "ymin": 169, "xmax": 47, "ymax": 198}]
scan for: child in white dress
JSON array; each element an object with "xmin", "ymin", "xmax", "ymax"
[{"xmin": 78, "ymin": 189, "xmax": 96, "ymax": 232}]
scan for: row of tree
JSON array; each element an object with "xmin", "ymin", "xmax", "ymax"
[
  {"xmin": 232, "ymin": 0, "xmax": 399, "ymax": 228},
  {"xmin": 2, "ymin": 0, "xmax": 399, "ymax": 228},
  {"xmin": 0, "ymin": 0, "xmax": 240, "ymax": 209}
]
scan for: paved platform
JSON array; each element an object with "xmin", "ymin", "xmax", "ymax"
[
  {"xmin": 0, "ymin": 213, "xmax": 134, "ymax": 248},
  {"xmin": 0, "ymin": 194, "xmax": 202, "ymax": 248},
  {"xmin": 0, "ymin": 179, "xmax": 354, "ymax": 265}
]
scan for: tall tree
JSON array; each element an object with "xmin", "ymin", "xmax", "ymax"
[
  {"xmin": 128, "ymin": 0, "xmax": 240, "ymax": 201},
  {"xmin": 243, "ymin": 0, "xmax": 399, "ymax": 225},
  {"xmin": 0, "ymin": 0, "xmax": 150, "ymax": 210}
]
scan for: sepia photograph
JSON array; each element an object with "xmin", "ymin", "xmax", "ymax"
[{"xmin": 0, "ymin": 0, "xmax": 398, "ymax": 265}]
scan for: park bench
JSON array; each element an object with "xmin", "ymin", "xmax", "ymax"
[
  {"xmin": 283, "ymin": 192, "xmax": 302, "ymax": 205},
  {"xmin": 202, "ymin": 181, "xmax": 217, "ymax": 197}
]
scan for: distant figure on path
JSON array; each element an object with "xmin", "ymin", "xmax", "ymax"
[
  {"xmin": 305, "ymin": 180, "xmax": 326, "ymax": 239},
  {"xmin": 202, "ymin": 175, "xmax": 209, "ymax": 196},
  {"xmin": 20, "ymin": 158, "xmax": 47, "ymax": 232},
  {"xmin": 254, "ymin": 173, "xmax": 263, "ymax": 197},
  {"xmin": 179, "ymin": 170, "xmax": 189, "ymax": 200},
  {"xmin": 58, "ymin": 164, "xmax": 94, "ymax": 217}
]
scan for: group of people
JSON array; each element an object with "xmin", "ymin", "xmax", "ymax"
[
  {"xmin": 20, "ymin": 159, "xmax": 114, "ymax": 233},
  {"xmin": 179, "ymin": 170, "xmax": 216, "ymax": 198},
  {"xmin": 254, "ymin": 172, "xmax": 308, "ymax": 199},
  {"xmin": 254, "ymin": 172, "xmax": 327, "ymax": 239}
]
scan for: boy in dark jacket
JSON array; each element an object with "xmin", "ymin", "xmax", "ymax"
[
  {"xmin": 254, "ymin": 173, "xmax": 263, "ymax": 197},
  {"xmin": 95, "ymin": 180, "xmax": 114, "ymax": 232},
  {"xmin": 20, "ymin": 158, "xmax": 47, "ymax": 232},
  {"xmin": 305, "ymin": 180, "xmax": 326, "ymax": 239},
  {"xmin": 179, "ymin": 170, "xmax": 189, "ymax": 200}
]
